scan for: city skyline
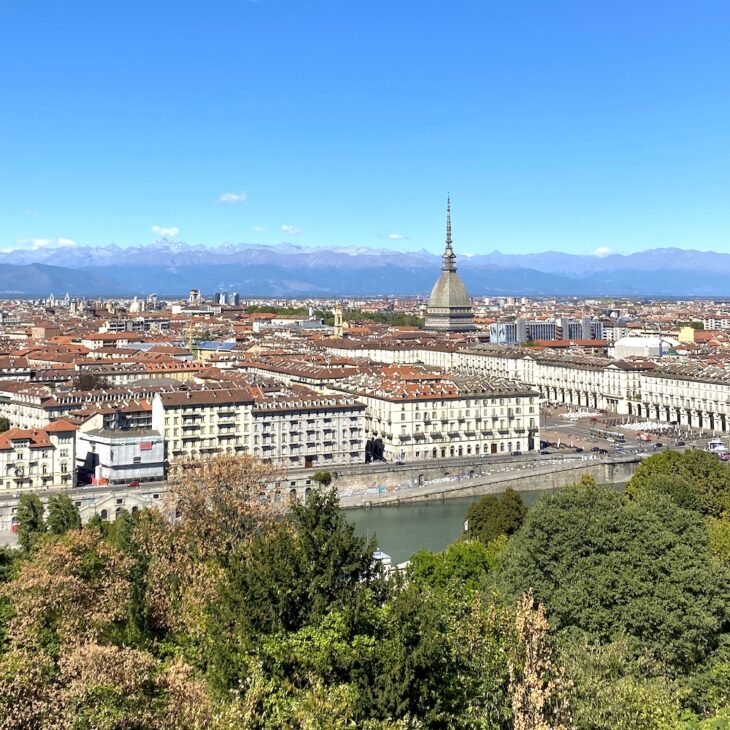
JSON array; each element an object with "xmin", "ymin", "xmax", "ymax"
[{"xmin": 3, "ymin": 1, "xmax": 730, "ymax": 256}]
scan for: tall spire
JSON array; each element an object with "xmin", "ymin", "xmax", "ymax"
[{"xmin": 442, "ymin": 194, "xmax": 456, "ymax": 272}]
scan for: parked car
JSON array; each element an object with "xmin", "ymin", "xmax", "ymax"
[
  {"xmin": 511, "ymin": 450, "xmax": 522, "ymax": 456},
  {"xmin": 598, "ymin": 448, "xmax": 609, "ymax": 455},
  {"xmin": 539, "ymin": 449, "xmax": 552, "ymax": 455},
  {"xmin": 127, "ymin": 480, "xmax": 140, "ymax": 488},
  {"xmin": 574, "ymin": 447, "xmax": 584, "ymax": 453},
  {"xmin": 590, "ymin": 446, "xmax": 600, "ymax": 452}
]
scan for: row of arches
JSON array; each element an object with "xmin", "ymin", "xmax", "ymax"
[{"xmin": 627, "ymin": 402, "xmax": 728, "ymax": 432}]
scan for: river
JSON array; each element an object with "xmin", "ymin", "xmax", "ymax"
[{"xmin": 345, "ymin": 484, "xmax": 625, "ymax": 564}]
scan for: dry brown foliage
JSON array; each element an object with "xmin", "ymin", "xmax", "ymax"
[
  {"xmin": 3, "ymin": 529, "xmax": 133, "ymax": 648},
  {"xmin": 509, "ymin": 590, "xmax": 572, "ymax": 730},
  {"xmin": 0, "ymin": 642, "xmax": 217, "ymax": 730},
  {"xmin": 134, "ymin": 453, "xmax": 283, "ymax": 636}
]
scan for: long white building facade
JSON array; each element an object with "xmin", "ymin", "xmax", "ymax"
[{"xmin": 323, "ymin": 341, "xmax": 730, "ymax": 433}]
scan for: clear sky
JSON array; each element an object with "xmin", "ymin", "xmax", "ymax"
[{"xmin": 2, "ymin": 0, "xmax": 730, "ymax": 257}]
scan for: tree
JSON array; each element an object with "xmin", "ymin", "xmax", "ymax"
[
  {"xmin": 0, "ymin": 417, "xmax": 9, "ymax": 433},
  {"xmin": 72, "ymin": 373, "xmax": 110, "ymax": 391},
  {"xmin": 206, "ymin": 489, "xmax": 383, "ymax": 693},
  {"xmin": 509, "ymin": 591, "xmax": 571, "ymax": 730},
  {"xmin": 312, "ymin": 470, "xmax": 332, "ymax": 488},
  {"xmin": 708, "ymin": 518, "xmax": 730, "ymax": 570},
  {"xmin": 408, "ymin": 538, "xmax": 504, "ymax": 593},
  {"xmin": 560, "ymin": 635, "xmax": 682, "ymax": 729},
  {"xmin": 502, "ymin": 484, "xmax": 730, "ymax": 672},
  {"xmin": 627, "ymin": 449, "xmax": 730, "ymax": 516},
  {"xmin": 465, "ymin": 488, "xmax": 527, "ymax": 545},
  {"xmin": 16, "ymin": 493, "xmax": 46, "ymax": 552},
  {"xmin": 46, "ymin": 495, "xmax": 81, "ymax": 535}
]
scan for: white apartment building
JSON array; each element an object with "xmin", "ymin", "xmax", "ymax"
[
  {"xmin": 324, "ymin": 340, "xmax": 730, "ymax": 434},
  {"xmin": 0, "ymin": 420, "xmax": 77, "ymax": 493},
  {"xmin": 703, "ymin": 318, "xmax": 730, "ymax": 330},
  {"xmin": 250, "ymin": 391, "xmax": 365, "ymax": 468},
  {"xmin": 151, "ymin": 387, "xmax": 255, "ymax": 465},
  {"xmin": 330, "ymin": 367, "xmax": 540, "ymax": 462},
  {"xmin": 151, "ymin": 384, "xmax": 366, "ymax": 471},
  {"xmin": 0, "ymin": 383, "xmax": 173, "ymax": 430}
]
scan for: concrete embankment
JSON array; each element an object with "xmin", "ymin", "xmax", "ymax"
[{"xmin": 338, "ymin": 456, "xmax": 640, "ymax": 509}]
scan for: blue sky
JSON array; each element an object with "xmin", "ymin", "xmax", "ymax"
[{"xmin": 2, "ymin": 0, "xmax": 730, "ymax": 257}]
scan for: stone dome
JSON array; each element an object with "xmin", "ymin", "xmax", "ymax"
[{"xmin": 428, "ymin": 270, "xmax": 471, "ymax": 308}]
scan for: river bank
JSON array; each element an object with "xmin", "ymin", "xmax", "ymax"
[{"xmin": 338, "ymin": 454, "xmax": 639, "ymax": 510}]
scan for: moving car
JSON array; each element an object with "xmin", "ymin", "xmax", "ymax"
[{"xmin": 128, "ymin": 480, "xmax": 140, "ymax": 488}]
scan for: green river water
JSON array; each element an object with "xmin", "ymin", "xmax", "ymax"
[{"xmin": 345, "ymin": 484, "xmax": 625, "ymax": 564}]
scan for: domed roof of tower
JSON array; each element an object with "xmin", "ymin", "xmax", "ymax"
[{"xmin": 428, "ymin": 269, "xmax": 471, "ymax": 308}]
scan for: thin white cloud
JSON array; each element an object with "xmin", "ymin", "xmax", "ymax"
[
  {"xmin": 593, "ymin": 246, "xmax": 612, "ymax": 257},
  {"xmin": 388, "ymin": 232, "xmax": 408, "ymax": 240},
  {"xmin": 281, "ymin": 224, "xmax": 302, "ymax": 235},
  {"xmin": 253, "ymin": 226, "xmax": 267, "ymax": 233},
  {"xmin": 15, "ymin": 237, "xmax": 77, "ymax": 250},
  {"xmin": 21, "ymin": 209, "xmax": 40, "ymax": 217},
  {"xmin": 151, "ymin": 225, "xmax": 181, "ymax": 238},
  {"xmin": 219, "ymin": 191, "xmax": 248, "ymax": 203}
]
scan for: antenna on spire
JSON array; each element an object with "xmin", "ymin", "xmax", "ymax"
[
  {"xmin": 446, "ymin": 194, "xmax": 452, "ymax": 247},
  {"xmin": 442, "ymin": 194, "xmax": 456, "ymax": 272}
]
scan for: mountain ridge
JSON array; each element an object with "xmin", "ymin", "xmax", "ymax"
[{"xmin": 0, "ymin": 242, "xmax": 729, "ymax": 297}]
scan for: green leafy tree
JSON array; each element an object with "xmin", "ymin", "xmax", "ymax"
[
  {"xmin": 708, "ymin": 518, "xmax": 730, "ymax": 569},
  {"xmin": 502, "ymin": 484, "xmax": 730, "ymax": 672},
  {"xmin": 72, "ymin": 373, "xmax": 110, "ymax": 391},
  {"xmin": 16, "ymin": 493, "xmax": 46, "ymax": 552},
  {"xmin": 560, "ymin": 635, "xmax": 682, "ymax": 729},
  {"xmin": 46, "ymin": 494, "xmax": 81, "ymax": 535},
  {"xmin": 370, "ymin": 584, "xmax": 470, "ymax": 724},
  {"xmin": 408, "ymin": 538, "xmax": 503, "ymax": 593},
  {"xmin": 627, "ymin": 450, "xmax": 730, "ymax": 516},
  {"xmin": 465, "ymin": 488, "xmax": 527, "ymax": 545},
  {"xmin": 0, "ymin": 417, "xmax": 10, "ymax": 433},
  {"xmin": 0, "ymin": 546, "xmax": 18, "ymax": 654},
  {"xmin": 312, "ymin": 470, "xmax": 332, "ymax": 488},
  {"xmin": 207, "ymin": 489, "xmax": 382, "ymax": 692}
]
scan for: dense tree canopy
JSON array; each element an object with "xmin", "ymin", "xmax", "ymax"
[
  {"xmin": 15, "ymin": 493, "xmax": 46, "ymax": 552},
  {"xmin": 2, "ymin": 452, "xmax": 730, "ymax": 727},
  {"xmin": 46, "ymin": 495, "xmax": 81, "ymax": 535},
  {"xmin": 502, "ymin": 484, "xmax": 730, "ymax": 672},
  {"xmin": 465, "ymin": 488, "xmax": 527, "ymax": 545},
  {"xmin": 627, "ymin": 449, "xmax": 730, "ymax": 516}
]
